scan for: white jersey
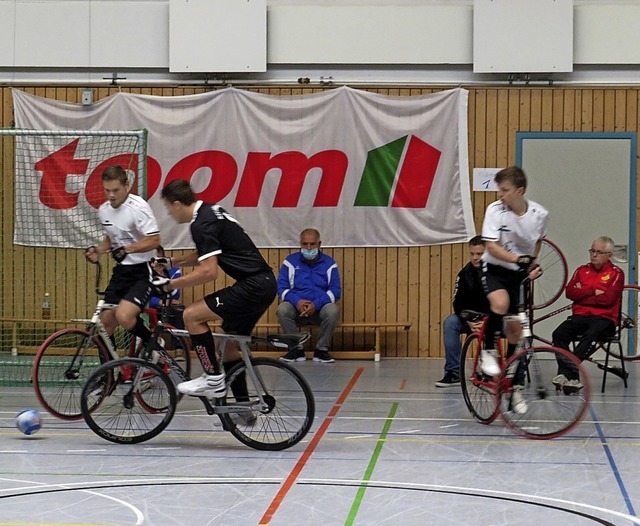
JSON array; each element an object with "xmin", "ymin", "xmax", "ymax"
[
  {"xmin": 481, "ymin": 199, "xmax": 549, "ymax": 271},
  {"xmin": 98, "ymin": 194, "xmax": 159, "ymax": 265}
]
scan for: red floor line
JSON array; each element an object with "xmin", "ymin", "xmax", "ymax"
[
  {"xmin": 399, "ymin": 378, "xmax": 407, "ymax": 390},
  {"xmin": 258, "ymin": 367, "xmax": 365, "ymax": 525}
]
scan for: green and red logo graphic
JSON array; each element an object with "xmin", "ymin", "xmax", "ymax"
[{"xmin": 355, "ymin": 135, "xmax": 441, "ymax": 208}]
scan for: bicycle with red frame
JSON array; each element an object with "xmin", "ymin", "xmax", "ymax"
[{"xmin": 459, "ymin": 276, "xmax": 591, "ymax": 439}]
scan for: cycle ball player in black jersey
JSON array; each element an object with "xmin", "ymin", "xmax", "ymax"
[
  {"xmin": 84, "ymin": 164, "xmax": 161, "ymax": 351},
  {"xmin": 153, "ymin": 179, "xmax": 277, "ymax": 398}
]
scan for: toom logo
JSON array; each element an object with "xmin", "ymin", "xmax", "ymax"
[{"xmin": 36, "ymin": 135, "xmax": 441, "ymax": 210}]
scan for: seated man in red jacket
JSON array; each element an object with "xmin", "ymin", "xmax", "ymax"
[{"xmin": 552, "ymin": 236, "xmax": 624, "ymax": 393}]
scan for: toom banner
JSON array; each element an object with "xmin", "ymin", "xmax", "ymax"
[{"xmin": 12, "ymin": 86, "xmax": 474, "ymax": 248}]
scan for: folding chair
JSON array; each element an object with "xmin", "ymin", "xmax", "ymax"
[{"xmin": 582, "ymin": 284, "xmax": 639, "ymax": 393}]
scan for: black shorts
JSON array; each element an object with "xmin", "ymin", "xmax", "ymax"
[
  {"xmin": 204, "ymin": 271, "xmax": 277, "ymax": 335},
  {"xmin": 481, "ymin": 263, "xmax": 528, "ymax": 314},
  {"xmin": 104, "ymin": 263, "xmax": 154, "ymax": 310}
]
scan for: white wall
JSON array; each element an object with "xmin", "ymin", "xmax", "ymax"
[{"xmin": 1, "ymin": 0, "xmax": 640, "ymax": 84}]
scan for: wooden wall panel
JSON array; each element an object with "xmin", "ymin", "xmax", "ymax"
[{"xmin": 2, "ymin": 85, "xmax": 640, "ymax": 359}]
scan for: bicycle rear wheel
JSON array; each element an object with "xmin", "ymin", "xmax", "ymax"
[
  {"xmin": 607, "ymin": 284, "xmax": 640, "ymax": 361},
  {"xmin": 531, "ymin": 239, "xmax": 568, "ymax": 310},
  {"xmin": 219, "ymin": 357, "xmax": 315, "ymax": 451},
  {"xmin": 460, "ymin": 334, "xmax": 499, "ymax": 424},
  {"xmin": 81, "ymin": 358, "xmax": 177, "ymax": 444},
  {"xmin": 33, "ymin": 328, "xmax": 110, "ymax": 420},
  {"xmin": 498, "ymin": 346, "xmax": 591, "ymax": 439}
]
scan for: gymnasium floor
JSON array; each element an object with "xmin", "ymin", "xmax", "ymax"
[{"xmin": 1, "ymin": 358, "xmax": 640, "ymax": 526}]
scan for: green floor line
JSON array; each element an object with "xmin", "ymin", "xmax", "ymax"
[{"xmin": 345, "ymin": 402, "xmax": 398, "ymax": 525}]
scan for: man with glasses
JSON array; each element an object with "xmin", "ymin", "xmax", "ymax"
[{"xmin": 551, "ymin": 236, "xmax": 624, "ymax": 392}]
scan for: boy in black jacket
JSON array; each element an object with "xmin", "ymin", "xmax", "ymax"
[{"xmin": 435, "ymin": 236, "xmax": 488, "ymax": 387}]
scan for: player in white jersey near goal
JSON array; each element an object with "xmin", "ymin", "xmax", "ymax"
[
  {"xmin": 479, "ymin": 166, "xmax": 548, "ymax": 413},
  {"xmin": 84, "ymin": 164, "xmax": 161, "ymax": 349}
]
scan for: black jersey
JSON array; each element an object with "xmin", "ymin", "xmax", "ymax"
[{"xmin": 191, "ymin": 201, "xmax": 271, "ymax": 280}]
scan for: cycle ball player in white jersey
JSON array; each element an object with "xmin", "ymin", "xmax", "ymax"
[
  {"xmin": 480, "ymin": 166, "xmax": 547, "ymax": 413},
  {"xmin": 84, "ymin": 164, "xmax": 161, "ymax": 349}
]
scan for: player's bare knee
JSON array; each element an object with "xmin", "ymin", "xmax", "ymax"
[
  {"xmin": 115, "ymin": 310, "xmax": 136, "ymax": 331},
  {"xmin": 182, "ymin": 306, "xmax": 201, "ymax": 330}
]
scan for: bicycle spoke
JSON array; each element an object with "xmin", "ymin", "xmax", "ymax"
[
  {"xmin": 499, "ymin": 346, "xmax": 590, "ymax": 439},
  {"xmin": 81, "ymin": 358, "xmax": 176, "ymax": 444},
  {"xmin": 220, "ymin": 358, "xmax": 314, "ymax": 451},
  {"xmin": 608, "ymin": 285, "xmax": 640, "ymax": 361},
  {"xmin": 460, "ymin": 334, "xmax": 499, "ymax": 424},
  {"xmin": 33, "ymin": 328, "xmax": 107, "ymax": 420},
  {"xmin": 531, "ymin": 239, "xmax": 568, "ymax": 310}
]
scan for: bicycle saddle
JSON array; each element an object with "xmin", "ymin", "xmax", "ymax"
[
  {"xmin": 266, "ymin": 332, "xmax": 311, "ymax": 349},
  {"xmin": 459, "ymin": 310, "xmax": 485, "ymax": 323}
]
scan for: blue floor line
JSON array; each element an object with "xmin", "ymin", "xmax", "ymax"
[{"xmin": 590, "ymin": 405, "xmax": 636, "ymax": 516}]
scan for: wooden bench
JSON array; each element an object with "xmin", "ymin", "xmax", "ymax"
[
  {"xmin": 0, "ymin": 317, "xmax": 412, "ymax": 362},
  {"xmin": 210, "ymin": 321, "xmax": 412, "ymax": 361}
]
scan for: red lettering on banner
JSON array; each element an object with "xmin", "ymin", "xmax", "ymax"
[
  {"xmin": 234, "ymin": 150, "xmax": 347, "ymax": 207},
  {"xmin": 35, "ymin": 140, "xmax": 89, "ymax": 209},
  {"xmin": 164, "ymin": 151, "xmax": 237, "ymax": 202},
  {"xmin": 34, "ymin": 140, "xmax": 443, "ymax": 210}
]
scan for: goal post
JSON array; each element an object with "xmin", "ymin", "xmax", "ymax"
[
  {"xmin": 5, "ymin": 129, "xmax": 147, "ymax": 248},
  {"xmin": 0, "ymin": 128, "xmax": 147, "ymax": 378}
]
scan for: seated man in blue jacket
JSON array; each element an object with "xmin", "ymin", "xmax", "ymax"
[{"xmin": 277, "ymin": 228, "xmax": 341, "ymax": 363}]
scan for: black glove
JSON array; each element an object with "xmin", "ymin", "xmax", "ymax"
[
  {"xmin": 516, "ymin": 255, "xmax": 535, "ymax": 270},
  {"xmin": 111, "ymin": 246, "xmax": 128, "ymax": 263}
]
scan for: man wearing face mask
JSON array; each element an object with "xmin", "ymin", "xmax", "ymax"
[{"xmin": 277, "ymin": 228, "xmax": 341, "ymax": 363}]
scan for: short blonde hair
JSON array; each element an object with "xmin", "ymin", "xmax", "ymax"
[{"xmin": 593, "ymin": 236, "xmax": 614, "ymax": 252}]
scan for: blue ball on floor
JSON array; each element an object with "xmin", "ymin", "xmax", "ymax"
[{"xmin": 16, "ymin": 408, "xmax": 43, "ymax": 436}]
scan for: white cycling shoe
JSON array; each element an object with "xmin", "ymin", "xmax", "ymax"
[
  {"xmin": 177, "ymin": 373, "xmax": 226, "ymax": 398},
  {"xmin": 479, "ymin": 349, "xmax": 501, "ymax": 376}
]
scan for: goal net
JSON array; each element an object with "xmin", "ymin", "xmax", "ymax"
[{"xmin": 0, "ymin": 129, "xmax": 147, "ymax": 381}]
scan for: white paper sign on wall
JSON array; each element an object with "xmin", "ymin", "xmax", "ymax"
[{"xmin": 473, "ymin": 168, "xmax": 500, "ymax": 192}]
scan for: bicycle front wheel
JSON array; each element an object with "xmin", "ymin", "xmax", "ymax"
[
  {"xmin": 460, "ymin": 334, "xmax": 499, "ymax": 424},
  {"xmin": 81, "ymin": 358, "xmax": 177, "ymax": 444},
  {"xmin": 33, "ymin": 328, "xmax": 110, "ymax": 420},
  {"xmin": 498, "ymin": 346, "xmax": 591, "ymax": 439},
  {"xmin": 219, "ymin": 357, "xmax": 315, "ymax": 451}
]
